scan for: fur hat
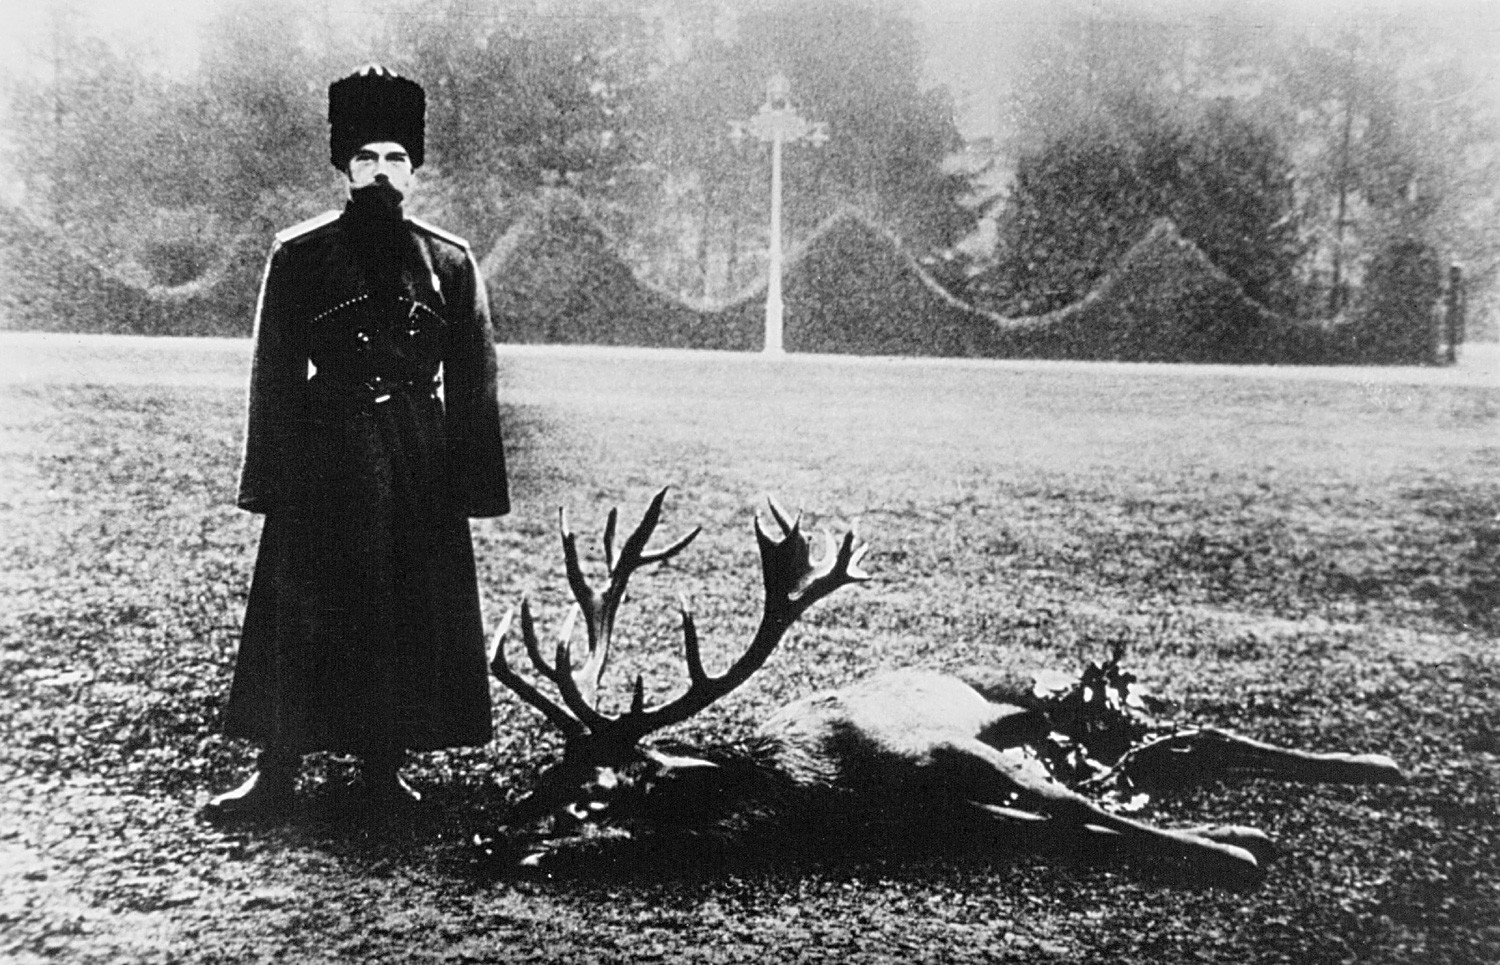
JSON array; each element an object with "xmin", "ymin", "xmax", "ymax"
[{"xmin": 328, "ymin": 64, "xmax": 425, "ymax": 170}]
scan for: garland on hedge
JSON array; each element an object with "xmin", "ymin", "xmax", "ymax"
[
  {"xmin": 479, "ymin": 204, "xmax": 1342, "ymax": 363},
  {"xmin": 0, "ymin": 201, "xmax": 262, "ymax": 336},
  {"xmin": 2, "ymin": 191, "xmax": 1444, "ymax": 362},
  {"xmin": 482, "ymin": 191, "xmax": 734, "ymax": 349},
  {"xmin": 707, "ymin": 207, "xmax": 997, "ymax": 357},
  {"xmin": 0, "ymin": 202, "xmax": 252, "ymax": 303},
  {"xmin": 980, "ymin": 218, "xmax": 1339, "ymax": 364}
]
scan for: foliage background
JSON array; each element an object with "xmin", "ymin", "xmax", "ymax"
[{"xmin": 0, "ymin": 0, "xmax": 1495, "ymax": 351}]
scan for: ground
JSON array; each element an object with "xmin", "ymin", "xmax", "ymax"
[{"xmin": 1, "ymin": 335, "xmax": 1497, "ymax": 963}]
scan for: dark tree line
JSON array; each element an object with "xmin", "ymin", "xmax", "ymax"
[
  {"xmin": 985, "ymin": 2, "xmax": 1497, "ymax": 332},
  {"xmin": 2, "ymin": 0, "xmax": 1493, "ymax": 341},
  {"xmin": 974, "ymin": 98, "xmax": 1304, "ymax": 318},
  {"xmin": 3, "ymin": 0, "xmax": 978, "ymax": 308}
]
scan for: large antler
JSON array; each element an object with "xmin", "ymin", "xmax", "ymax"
[
  {"xmin": 490, "ymin": 489, "xmax": 870, "ymax": 758},
  {"xmin": 490, "ymin": 487, "xmax": 700, "ymax": 741},
  {"xmin": 625, "ymin": 497, "xmax": 870, "ymax": 735}
]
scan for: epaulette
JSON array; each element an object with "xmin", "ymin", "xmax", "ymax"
[
  {"xmin": 273, "ymin": 210, "xmax": 340, "ymax": 247},
  {"xmin": 407, "ymin": 216, "xmax": 470, "ymax": 250}
]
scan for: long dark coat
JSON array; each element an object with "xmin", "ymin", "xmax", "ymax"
[{"xmin": 223, "ymin": 204, "xmax": 509, "ymax": 756}]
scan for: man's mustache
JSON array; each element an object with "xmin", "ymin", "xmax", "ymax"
[{"xmin": 352, "ymin": 177, "xmax": 405, "ymax": 202}]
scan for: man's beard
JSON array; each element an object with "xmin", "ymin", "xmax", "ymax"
[
  {"xmin": 347, "ymin": 176, "xmax": 405, "ymax": 219},
  {"xmin": 344, "ymin": 175, "xmax": 413, "ymax": 298}
]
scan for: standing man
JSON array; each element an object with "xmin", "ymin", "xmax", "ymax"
[{"xmin": 206, "ymin": 65, "xmax": 509, "ymax": 817}]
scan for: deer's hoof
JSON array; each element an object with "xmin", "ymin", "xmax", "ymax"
[{"xmin": 1188, "ymin": 825, "xmax": 1276, "ymax": 867}]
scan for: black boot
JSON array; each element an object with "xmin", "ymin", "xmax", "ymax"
[
  {"xmin": 203, "ymin": 749, "xmax": 298, "ymax": 820},
  {"xmin": 361, "ymin": 749, "xmax": 420, "ymax": 808}
]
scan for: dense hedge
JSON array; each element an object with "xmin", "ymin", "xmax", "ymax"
[
  {"xmin": 981, "ymin": 219, "xmax": 1340, "ymax": 364},
  {"xmin": 484, "ymin": 193, "xmax": 749, "ymax": 350},
  {"xmin": 484, "ymin": 207, "xmax": 1438, "ymax": 364},
  {"xmin": 0, "ymin": 204, "xmax": 258, "ymax": 337},
  {"xmin": 709, "ymin": 210, "xmax": 992, "ymax": 356},
  {"xmin": 1341, "ymin": 237, "xmax": 1443, "ymax": 365},
  {"xmin": 981, "ymin": 104, "xmax": 1306, "ymax": 318},
  {"xmin": 1, "ymin": 199, "xmax": 1447, "ymax": 365}
]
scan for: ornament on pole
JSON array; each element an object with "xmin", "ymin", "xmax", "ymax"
[{"xmin": 730, "ymin": 74, "xmax": 828, "ymax": 355}]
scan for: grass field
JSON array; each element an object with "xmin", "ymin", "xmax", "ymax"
[{"xmin": 1, "ymin": 334, "xmax": 1498, "ymax": 963}]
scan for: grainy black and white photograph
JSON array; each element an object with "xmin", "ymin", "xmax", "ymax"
[{"xmin": 1, "ymin": 0, "xmax": 1496, "ymax": 962}]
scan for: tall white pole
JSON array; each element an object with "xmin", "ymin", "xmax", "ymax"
[
  {"xmin": 731, "ymin": 74, "xmax": 825, "ymax": 357},
  {"xmin": 766, "ymin": 126, "xmax": 786, "ymax": 356}
]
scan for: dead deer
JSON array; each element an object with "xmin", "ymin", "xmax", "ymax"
[{"xmin": 485, "ymin": 490, "xmax": 1404, "ymax": 888}]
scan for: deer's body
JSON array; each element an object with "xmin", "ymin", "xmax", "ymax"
[
  {"xmin": 488, "ymin": 492, "xmax": 1404, "ymax": 888},
  {"xmin": 502, "ymin": 665, "xmax": 1304, "ymax": 883},
  {"xmin": 767, "ymin": 669, "xmax": 1038, "ymax": 762},
  {"xmin": 755, "ymin": 669, "xmax": 1070, "ymax": 819}
]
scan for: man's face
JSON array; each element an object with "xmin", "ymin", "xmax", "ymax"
[{"xmin": 346, "ymin": 141, "xmax": 414, "ymax": 195}]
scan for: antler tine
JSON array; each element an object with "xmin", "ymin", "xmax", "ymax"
[
  {"xmin": 560, "ymin": 508, "xmax": 599, "ymax": 618},
  {"xmin": 807, "ymin": 527, "xmax": 873, "ymax": 603},
  {"xmin": 569, "ymin": 488, "xmax": 701, "ymax": 703},
  {"xmin": 602, "ymin": 507, "xmax": 620, "ymax": 573},
  {"xmin": 754, "ymin": 509, "xmax": 871, "ymax": 611},
  {"xmin": 617, "ymin": 487, "xmax": 703, "ymax": 570},
  {"xmin": 551, "ymin": 635, "xmax": 613, "ymax": 731},
  {"xmin": 519, "ymin": 598, "xmax": 561, "ymax": 681},
  {"xmin": 678, "ymin": 597, "xmax": 708, "ymax": 685},
  {"xmin": 601, "ymin": 496, "xmax": 700, "ymax": 572},
  {"xmin": 515, "ymin": 600, "xmax": 609, "ymax": 734},
  {"xmin": 639, "ymin": 525, "xmax": 702, "ymax": 566},
  {"xmin": 764, "ymin": 494, "xmax": 800, "ymax": 538},
  {"xmin": 605, "ymin": 498, "xmax": 869, "ymax": 740},
  {"xmin": 489, "ymin": 604, "xmax": 586, "ymax": 738},
  {"xmin": 493, "ymin": 492, "xmax": 866, "ymax": 751},
  {"xmin": 559, "ymin": 506, "xmax": 613, "ymax": 704},
  {"xmin": 504, "ymin": 491, "xmax": 705, "ymax": 735},
  {"xmin": 486, "ymin": 606, "xmax": 513, "ymax": 667}
]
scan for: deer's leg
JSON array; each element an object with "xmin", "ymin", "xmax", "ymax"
[
  {"xmin": 935, "ymin": 740, "xmax": 1264, "ymax": 888},
  {"xmin": 977, "ymin": 812, "xmax": 1277, "ymax": 875},
  {"xmin": 1095, "ymin": 727, "xmax": 1406, "ymax": 792},
  {"xmin": 1174, "ymin": 824, "xmax": 1277, "ymax": 866}
]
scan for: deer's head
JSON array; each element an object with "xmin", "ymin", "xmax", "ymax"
[{"xmin": 488, "ymin": 488, "xmax": 869, "ymax": 850}]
